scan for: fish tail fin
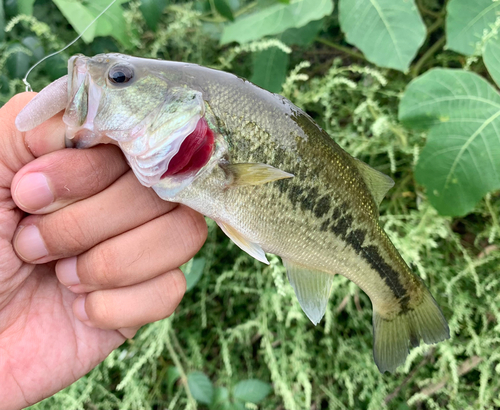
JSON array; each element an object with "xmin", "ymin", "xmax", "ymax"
[{"xmin": 372, "ymin": 288, "xmax": 450, "ymax": 373}]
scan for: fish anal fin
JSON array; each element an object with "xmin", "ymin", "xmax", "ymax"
[
  {"xmin": 283, "ymin": 259, "xmax": 334, "ymax": 325},
  {"xmin": 225, "ymin": 163, "xmax": 294, "ymax": 187},
  {"xmin": 353, "ymin": 158, "xmax": 394, "ymax": 206},
  {"xmin": 373, "ymin": 288, "xmax": 450, "ymax": 373},
  {"xmin": 217, "ymin": 221, "xmax": 269, "ymax": 264}
]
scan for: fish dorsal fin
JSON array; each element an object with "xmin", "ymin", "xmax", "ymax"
[
  {"xmin": 225, "ymin": 163, "xmax": 294, "ymax": 187},
  {"xmin": 283, "ymin": 259, "xmax": 334, "ymax": 325},
  {"xmin": 217, "ymin": 221, "xmax": 269, "ymax": 264},
  {"xmin": 353, "ymin": 158, "xmax": 394, "ymax": 206}
]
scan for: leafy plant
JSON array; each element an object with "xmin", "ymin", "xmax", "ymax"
[{"xmin": 1, "ymin": 0, "xmax": 500, "ymax": 409}]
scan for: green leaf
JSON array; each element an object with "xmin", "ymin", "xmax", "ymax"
[
  {"xmin": 279, "ymin": 18, "xmax": 323, "ymax": 46},
  {"xmin": 211, "ymin": 387, "xmax": 231, "ymax": 410},
  {"xmin": 399, "ymin": 69, "xmax": 500, "ymax": 216},
  {"xmin": 17, "ymin": 0, "xmax": 35, "ymax": 15},
  {"xmin": 446, "ymin": 0, "xmax": 500, "ymax": 56},
  {"xmin": 338, "ymin": 0, "xmax": 426, "ymax": 72},
  {"xmin": 181, "ymin": 257, "xmax": 205, "ymax": 292},
  {"xmin": 167, "ymin": 366, "xmax": 181, "ymax": 393},
  {"xmin": 233, "ymin": 379, "xmax": 272, "ymax": 403},
  {"xmin": 6, "ymin": 45, "xmax": 31, "ymax": 79},
  {"xmin": 250, "ymin": 47, "xmax": 289, "ymax": 93},
  {"xmin": 22, "ymin": 36, "xmax": 44, "ymax": 62},
  {"xmin": 52, "ymin": 0, "xmax": 132, "ymax": 47},
  {"xmin": 4, "ymin": 0, "xmax": 18, "ymax": 18},
  {"xmin": 221, "ymin": 0, "xmax": 333, "ymax": 44},
  {"xmin": 187, "ymin": 371, "xmax": 214, "ymax": 405},
  {"xmin": 214, "ymin": 0, "xmax": 234, "ymax": 21},
  {"xmin": 139, "ymin": 0, "xmax": 168, "ymax": 31},
  {"xmin": 483, "ymin": 37, "xmax": 500, "ymax": 88}
]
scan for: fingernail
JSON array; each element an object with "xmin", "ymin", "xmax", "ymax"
[
  {"xmin": 56, "ymin": 257, "xmax": 80, "ymax": 286},
  {"xmin": 14, "ymin": 173, "xmax": 54, "ymax": 211},
  {"xmin": 14, "ymin": 225, "xmax": 48, "ymax": 261},
  {"xmin": 74, "ymin": 295, "xmax": 90, "ymax": 322}
]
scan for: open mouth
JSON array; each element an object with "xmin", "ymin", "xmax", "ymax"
[{"xmin": 161, "ymin": 117, "xmax": 215, "ymax": 178}]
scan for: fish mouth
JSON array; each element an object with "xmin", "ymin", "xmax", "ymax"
[{"xmin": 63, "ymin": 54, "xmax": 214, "ymax": 188}]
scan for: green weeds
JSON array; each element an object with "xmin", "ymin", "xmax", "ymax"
[{"xmin": 1, "ymin": 0, "xmax": 498, "ymax": 408}]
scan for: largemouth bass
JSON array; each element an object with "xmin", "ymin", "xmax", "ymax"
[{"xmin": 16, "ymin": 53, "xmax": 449, "ymax": 373}]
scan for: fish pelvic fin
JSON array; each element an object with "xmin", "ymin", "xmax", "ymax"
[
  {"xmin": 283, "ymin": 259, "xmax": 334, "ymax": 325},
  {"xmin": 225, "ymin": 163, "xmax": 294, "ymax": 187},
  {"xmin": 217, "ymin": 221, "xmax": 269, "ymax": 264},
  {"xmin": 372, "ymin": 288, "xmax": 450, "ymax": 374}
]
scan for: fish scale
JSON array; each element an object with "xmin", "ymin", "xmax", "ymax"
[{"xmin": 15, "ymin": 53, "xmax": 450, "ymax": 373}]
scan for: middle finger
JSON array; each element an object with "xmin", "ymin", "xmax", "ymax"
[
  {"xmin": 56, "ymin": 205, "xmax": 207, "ymax": 292},
  {"xmin": 13, "ymin": 170, "xmax": 176, "ymax": 263}
]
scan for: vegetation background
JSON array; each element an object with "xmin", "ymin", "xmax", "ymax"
[{"xmin": 1, "ymin": 0, "xmax": 500, "ymax": 408}]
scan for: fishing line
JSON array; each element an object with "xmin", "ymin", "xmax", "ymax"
[{"xmin": 23, "ymin": 0, "xmax": 118, "ymax": 92}]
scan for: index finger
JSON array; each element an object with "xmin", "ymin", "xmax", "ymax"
[{"xmin": 2, "ymin": 92, "xmax": 66, "ymax": 163}]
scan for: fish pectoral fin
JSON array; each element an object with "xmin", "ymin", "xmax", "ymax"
[
  {"xmin": 225, "ymin": 163, "xmax": 294, "ymax": 187},
  {"xmin": 217, "ymin": 221, "xmax": 269, "ymax": 265},
  {"xmin": 353, "ymin": 158, "xmax": 394, "ymax": 206},
  {"xmin": 283, "ymin": 259, "xmax": 334, "ymax": 325}
]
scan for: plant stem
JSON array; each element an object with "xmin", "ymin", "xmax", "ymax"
[
  {"xmin": 165, "ymin": 320, "xmax": 197, "ymax": 409},
  {"xmin": 417, "ymin": 0, "xmax": 441, "ymax": 18},
  {"xmin": 315, "ymin": 37, "xmax": 366, "ymax": 61},
  {"xmin": 411, "ymin": 36, "xmax": 446, "ymax": 78},
  {"xmin": 426, "ymin": 16, "xmax": 444, "ymax": 37},
  {"xmin": 485, "ymin": 193, "xmax": 500, "ymax": 242}
]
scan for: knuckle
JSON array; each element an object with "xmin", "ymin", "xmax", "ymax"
[
  {"xmin": 80, "ymin": 150, "xmax": 107, "ymax": 193},
  {"xmin": 82, "ymin": 246, "xmax": 118, "ymax": 286},
  {"xmin": 42, "ymin": 211, "xmax": 92, "ymax": 255}
]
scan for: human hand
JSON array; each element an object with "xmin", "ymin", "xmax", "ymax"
[{"xmin": 0, "ymin": 93, "xmax": 207, "ymax": 409}]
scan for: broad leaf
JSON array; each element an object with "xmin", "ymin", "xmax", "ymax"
[
  {"xmin": 338, "ymin": 0, "xmax": 426, "ymax": 72},
  {"xmin": 250, "ymin": 47, "xmax": 289, "ymax": 93},
  {"xmin": 52, "ymin": 0, "xmax": 132, "ymax": 47},
  {"xmin": 18, "ymin": 0, "xmax": 35, "ymax": 15},
  {"xmin": 6, "ymin": 44, "xmax": 31, "ymax": 79},
  {"xmin": 399, "ymin": 69, "xmax": 500, "ymax": 216},
  {"xmin": 214, "ymin": 0, "xmax": 234, "ymax": 21},
  {"xmin": 279, "ymin": 18, "xmax": 323, "ymax": 46},
  {"xmin": 221, "ymin": 0, "xmax": 333, "ymax": 44},
  {"xmin": 446, "ymin": 0, "xmax": 500, "ymax": 56},
  {"xmin": 187, "ymin": 371, "xmax": 214, "ymax": 405},
  {"xmin": 166, "ymin": 366, "xmax": 180, "ymax": 393},
  {"xmin": 233, "ymin": 379, "xmax": 272, "ymax": 403},
  {"xmin": 212, "ymin": 387, "xmax": 232, "ymax": 410},
  {"xmin": 483, "ymin": 38, "xmax": 500, "ymax": 88},
  {"xmin": 181, "ymin": 257, "xmax": 205, "ymax": 292},
  {"xmin": 140, "ymin": 0, "xmax": 168, "ymax": 31},
  {"xmin": 22, "ymin": 36, "xmax": 44, "ymax": 62}
]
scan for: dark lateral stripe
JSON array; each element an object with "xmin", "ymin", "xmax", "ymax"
[
  {"xmin": 276, "ymin": 178, "xmax": 408, "ymax": 310},
  {"xmin": 344, "ymin": 228, "xmax": 409, "ymax": 310}
]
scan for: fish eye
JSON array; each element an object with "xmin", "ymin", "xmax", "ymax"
[{"xmin": 108, "ymin": 65, "xmax": 134, "ymax": 85}]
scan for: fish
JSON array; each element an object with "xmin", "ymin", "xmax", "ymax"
[{"xmin": 16, "ymin": 53, "xmax": 450, "ymax": 373}]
